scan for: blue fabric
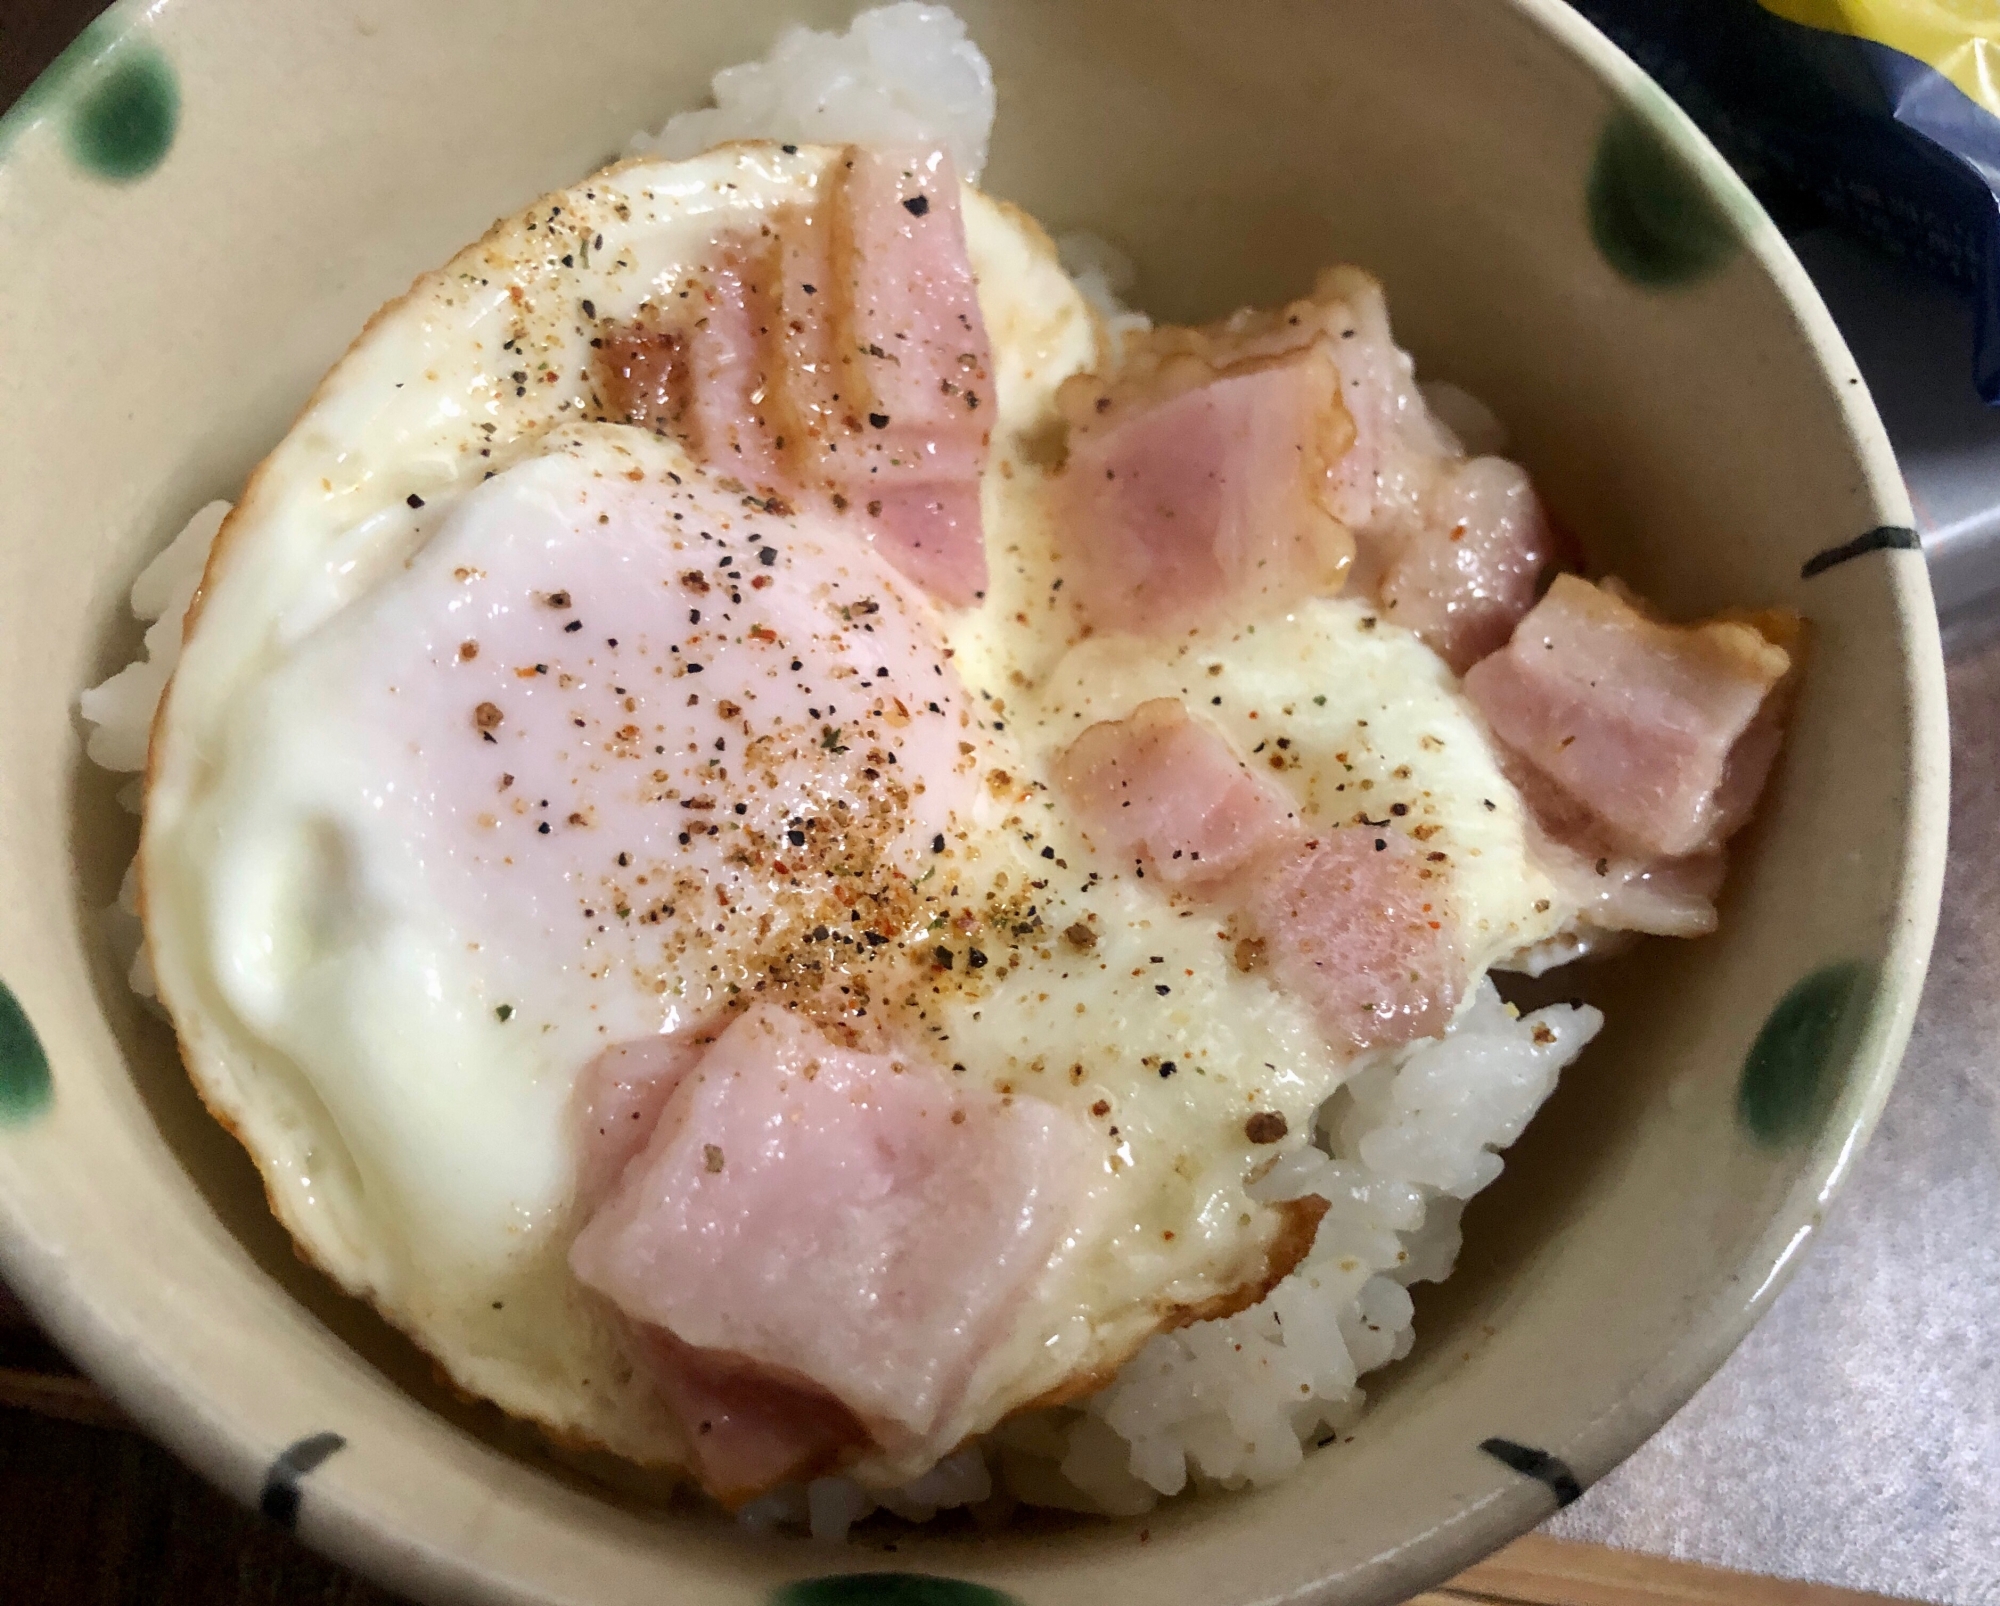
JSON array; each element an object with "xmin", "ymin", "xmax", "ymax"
[{"xmin": 1570, "ymin": 0, "xmax": 2000, "ymax": 403}]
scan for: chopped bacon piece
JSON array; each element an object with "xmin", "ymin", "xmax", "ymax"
[
  {"xmin": 1299, "ymin": 270, "xmax": 1559, "ymax": 665},
  {"xmin": 593, "ymin": 241, "xmax": 783, "ymax": 492},
  {"xmin": 634, "ymin": 1329, "xmax": 864, "ymax": 1507},
  {"xmin": 1047, "ymin": 262, "xmax": 1569, "ymax": 656},
  {"xmin": 571, "ymin": 1033, "xmax": 707, "ymax": 1210},
  {"xmin": 594, "ymin": 145, "xmax": 993, "ymax": 607},
  {"xmin": 1056, "ymin": 347, "xmax": 1356, "ymax": 633},
  {"xmin": 1055, "ymin": 703, "xmax": 1461, "ymax": 1052},
  {"xmin": 569, "ymin": 1006, "xmax": 1094, "ymax": 1462},
  {"xmin": 824, "ymin": 147, "xmax": 993, "ymax": 605},
  {"xmin": 1246, "ymin": 831, "xmax": 1463, "ymax": 1052},
  {"xmin": 1379, "ymin": 457, "xmax": 1560, "ymax": 673},
  {"xmin": 685, "ymin": 245, "xmax": 784, "ymax": 490},
  {"xmin": 1464, "ymin": 576, "xmax": 1795, "ymax": 860},
  {"xmin": 1498, "ymin": 747, "xmax": 1729, "ymax": 940},
  {"xmin": 1054, "ymin": 698, "xmax": 1301, "ymax": 887}
]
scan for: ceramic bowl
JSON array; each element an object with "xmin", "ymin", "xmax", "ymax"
[{"xmin": 0, "ymin": 1, "xmax": 1948, "ymax": 1602}]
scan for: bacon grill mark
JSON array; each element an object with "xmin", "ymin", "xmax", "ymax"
[
  {"xmin": 596, "ymin": 321, "xmax": 688, "ymax": 438},
  {"xmin": 588, "ymin": 146, "xmax": 993, "ymax": 606}
]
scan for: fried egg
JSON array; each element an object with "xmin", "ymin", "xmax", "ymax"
[{"xmin": 141, "ymin": 142, "xmax": 1572, "ymax": 1490}]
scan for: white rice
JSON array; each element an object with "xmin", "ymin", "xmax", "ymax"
[
  {"xmin": 79, "ymin": 4, "xmax": 1608, "ymax": 1540},
  {"xmin": 78, "ymin": 499, "xmax": 226, "ymax": 780},
  {"xmin": 632, "ymin": 2, "xmax": 995, "ymax": 182},
  {"xmin": 81, "ymin": 499, "xmax": 228, "ymax": 999}
]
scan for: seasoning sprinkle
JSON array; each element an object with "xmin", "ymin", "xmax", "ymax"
[{"xmin": 1245, "ymin": 1111, "xmax": 1288, "ymax": 1144}]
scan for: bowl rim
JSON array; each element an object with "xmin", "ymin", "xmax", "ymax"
[{"xmin": 0, "ymin": 0, "xmax": 1951, "ymax": 1602}]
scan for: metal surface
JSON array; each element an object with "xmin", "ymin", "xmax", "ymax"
[{"xmin": 1795, "ymin": 227, "xmax": 2000, "ymax": 653}]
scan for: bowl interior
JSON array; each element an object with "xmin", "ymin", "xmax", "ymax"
[{"xmin": 0, "ymin": 2, "xmax": 1945, "ymax": 1604}]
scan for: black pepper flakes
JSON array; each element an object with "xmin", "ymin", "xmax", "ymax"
[
  {"xmin": 1245, "ymin": 1111, "xmax": 1288, "ymax": 1144},
  {"xmin": 902, "ymin": 194, "xmax": 930, "ymax": 217},
  {"xmin": 406, "ymin": 493, "xmax": 425, "ymax": 509}
]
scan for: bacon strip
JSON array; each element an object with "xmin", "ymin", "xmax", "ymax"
[
  {"xmin": 569, "ymin": 1006, "xmax": 1095, "ymax": 1481},
  {"xmin": 1055, "ymin": 698, "xmax": 1301, "ymax": 888},
  {"xmin": 1054, "ymin": 701, "xmax": 1463, "ymax": 1053},
  {"xmin": 1247, "ymin": 831, "xmax": 1462, "ymax": 1052},
  {"xmin": 1464, "ymin": 576, "xmax": 1795, "ymax": 860},
  {"xmin": 593, "ymin": 145, "xmax": 993, "ymax": 606},
  {"xmin": 635, "ymin": 1329, "xmax": 866, "ymax": 1508},
  {"xmin": 1057, "ymin": 347, "xmax": 1355, "ymax": 634},
  {"xmin": 1378, "ymin": 456, "xmax": 1561, "ymax": 673}
]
